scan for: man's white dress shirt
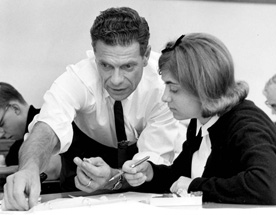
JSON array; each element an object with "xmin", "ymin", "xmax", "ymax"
[{"xmin": 29, "ymin": 50, "xmax": 187, "ymax": 165}]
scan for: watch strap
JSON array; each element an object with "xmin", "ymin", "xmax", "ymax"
[{"xmin": 112, "ymin": 174, "xmax": 124, "ymax": 190}]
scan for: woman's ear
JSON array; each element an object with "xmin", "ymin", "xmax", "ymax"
[{"xmin": 143, "ymin": 45, "xmax": 151, "ymax": 67}]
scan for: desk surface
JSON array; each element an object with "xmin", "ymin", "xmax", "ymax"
[
  {"xmin": 40, "ymin": 190, "xmax": 276, "ymax": 209},
  {"xmin": 1, "ymin": 190, "xmax": 276, "ymax": 214}
]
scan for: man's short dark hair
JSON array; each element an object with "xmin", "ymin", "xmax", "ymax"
[{"xmin": 90, "ymin": 7, "xmax": 150, "ymax": 56}]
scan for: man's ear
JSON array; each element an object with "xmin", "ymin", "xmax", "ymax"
[
  {"xmin": 143, "ymin": 45, "xmax": 151, "ymax": 67},
  {"xmin": 10, "ymin": 103, "xmax": 21, "ymax": 115}
]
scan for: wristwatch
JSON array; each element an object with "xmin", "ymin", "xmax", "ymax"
[
  {"xmin": 40, "ymin": 172, "xmax": 48, "ymax": 183},
  {"xmin": 112, "ymin": 174, "xmax": 124, "ymax": 190}
]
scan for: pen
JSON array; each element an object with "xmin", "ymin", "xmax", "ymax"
[
  {"xmin": 108, "ymin": 170, "xmax": 124, "ymax": 182},
  {"xmin": 108, "ymin": 156, "xmax": 150, "ymax": 182},
  {"xmin": 130, "ymin": 155, "xmax": 150, "ymax": 168}
]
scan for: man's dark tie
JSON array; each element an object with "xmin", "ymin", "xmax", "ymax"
[
  {"xmin": 114, "ymin": 101, "xmax": 127, "ymax": 142},
  {"xmin": 114, "ymin": 101, "xmax": 128, "ymax": 167}
]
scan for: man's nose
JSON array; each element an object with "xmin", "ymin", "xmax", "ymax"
[
  {"xmin": 111, "ymin": 70, "xmax": 124, "ymax": 85},
  {"xmin": 0, "ymin": 130, "xmax": 12, "ymax": 139}
]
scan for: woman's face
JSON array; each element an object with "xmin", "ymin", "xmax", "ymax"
[{"xmin": 161, "ymin": 71, "xmax": 203, "ymax": 121}]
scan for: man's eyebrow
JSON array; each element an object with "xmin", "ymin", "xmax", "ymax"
[
  {"xmin": 97, "ymin": 59, "xmax": 137, "ymax": 65},
  {"xmin": 125, "ymin": 61, "xmax": 138, "ymax": 65},
  {"xmin": 119, "ymin": 60, "xmax": 138, "ymax": 66},
  {"xmin": 97, "ymin": 59, "xmax": 108, "ymax": 64}
]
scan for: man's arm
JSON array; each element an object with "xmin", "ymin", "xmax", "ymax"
[
  {"xmin": 19, "ymin": 121, "xmax": 59, "ymax": 173},
  {"xmin": 3, "ymin": 121, "xmax": 60, "ymax": 211}
]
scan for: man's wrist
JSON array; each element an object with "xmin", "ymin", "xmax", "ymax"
[{"xmin": 19, "ymin": 160, "xmax": 39, "ymax": 173}]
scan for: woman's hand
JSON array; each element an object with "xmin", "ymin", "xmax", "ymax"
[
  {"xmin": 170, "ymin": 176, "xmax": 193, "ymax": 196},
  {"xmin": 122, "ymin": 160, "xmax": 153, "ymax": 187}
]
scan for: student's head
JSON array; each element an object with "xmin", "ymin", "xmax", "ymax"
[
  {"xmin": 0, "ymin": 82, "xmax": 29, "ymax": 140},
  {"xmin": 158, "ymin": 33, "xmax": 248, "ymax": 122},
  {"xmin": 90, "ymin": 7, "xmax": 151, "ymax": 101},
  {"xmin": 263, "ymin": 74, "xmax": 276, "ymax": 115}
]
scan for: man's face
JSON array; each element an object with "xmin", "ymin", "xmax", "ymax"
[
  {"xmin": 265, "ymin": 83, "xmax": 276, "ymax": 115},
  {"xmin": 94, "ymin": 41, "xmax": 149, "ymax": 101},
  {"xmin": 0, "ymin": 105, "xmax": 25, "ymax": 140}
]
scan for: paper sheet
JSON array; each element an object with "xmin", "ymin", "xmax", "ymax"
[{"xmin": 150, "ymin": 193, "xmax": 202, "ymax": 206}]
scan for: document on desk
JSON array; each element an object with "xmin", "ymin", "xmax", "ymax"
[
  {"xmin": 31, "ymin": 193, "xmax": 145, "ymax": 211},
  {"xmin": 149, "ymin": 193, "xmax": 202, "ymax": 206},
  {"xmin": 0, "ymin": 192, "xmax": 201, "ymax": 212},
  {"xmin": 31, "ymin": 192, "xmax": 201, "ymax": 211},
  {"xmin": 17, "ymin": 194, "xmax": 200, "ymax": 215},
  {"xmin": 31, "ymin": 201, "xmax": 190, "ymax": 215}
]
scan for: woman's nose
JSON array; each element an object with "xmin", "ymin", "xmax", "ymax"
[{"xmin": 162, "ymin": 86, "xmax": 171, "ymax": 103}]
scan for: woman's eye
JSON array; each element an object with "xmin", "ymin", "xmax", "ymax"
[{"xmin": 170, "ymin": 87, "xmax": 178, "ymax": 93}]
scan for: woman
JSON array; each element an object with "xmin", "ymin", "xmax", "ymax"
[{"xmin": 122, "ymin": 33, "xmax": 276, "ymax": 204}]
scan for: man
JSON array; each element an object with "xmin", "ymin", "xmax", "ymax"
[
  {"xmin": 3, "ymin": 7, "xmax": 186, "ymax": 210},
  {"xmin": 263, "ymin": 74, "xmax": 276, "ymax": 116},
  {"xmin": 0, "ymin": 82, "xmax": 61, "ymax": 181}
]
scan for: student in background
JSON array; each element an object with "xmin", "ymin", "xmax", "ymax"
[
  {"xmin": 3, "ymin": 7, "xmax": 186, "ymax": 211},
  {"xmin": 123, "ymin": 33, "xmax": 276, "ymax": 204},
  {"xmin": 0, "ymin": 82, "xmax": 61, "ymax": 180},
  {"xmin": 263, "ymin": 74, "xmax": 276, "ymax": 115}
]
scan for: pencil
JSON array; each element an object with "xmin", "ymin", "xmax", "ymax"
[{"xmin": 108, "ymin": 156, "xmax": 150, "ymax": 182}]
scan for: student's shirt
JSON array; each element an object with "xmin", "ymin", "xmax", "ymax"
[
  {"xmin": 28, "ymin": 50, "xmax": 186, "ymax": 165},
  {"xmin": 191, "ymin": 116, "xmax": 219, "ymax": 178}
]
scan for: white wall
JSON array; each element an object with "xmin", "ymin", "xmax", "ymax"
[{"xmin": 1, "ymin": 0, "xmax": 276, "ymax": 120}]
